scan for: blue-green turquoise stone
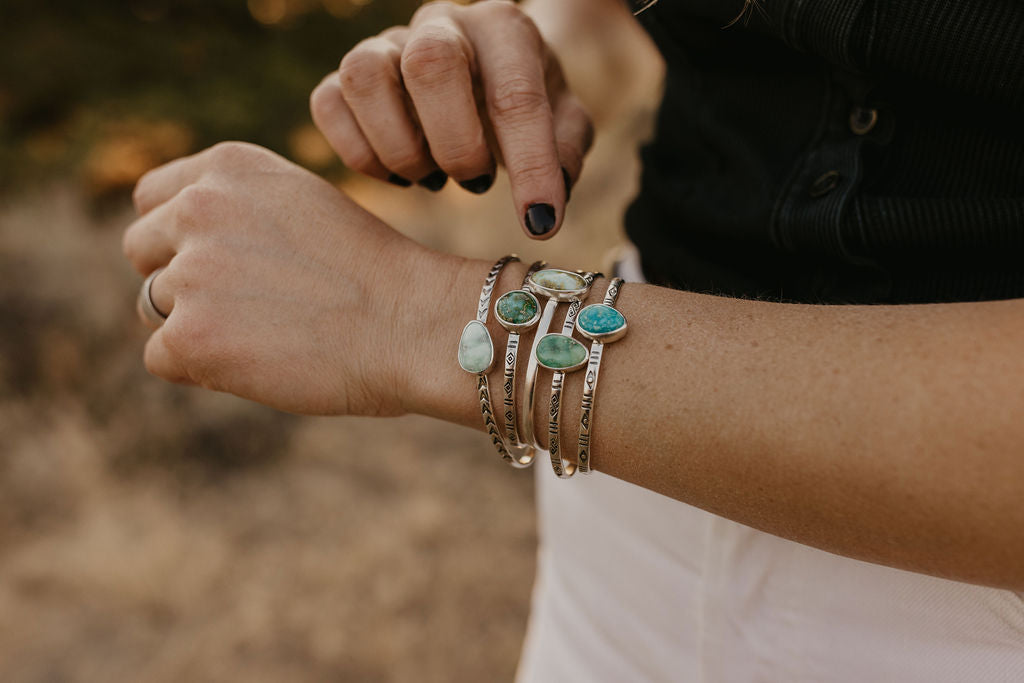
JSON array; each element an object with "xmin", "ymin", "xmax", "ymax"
[
  {"xmin": 496, "ymin": 290, "xmax": 539, "ymax": 325},
  {"xmin": 536, "ymin": 334, "xmax": 588, "ymax": 370},
  {"xmin": 578, "ymin": 305, "xmax": 625, "ymax": 335},
  {"xmin": 458, "ymin": 320, "xmax": 493, "ymax": 373},
  {"xmin": 530, "ymin": 269, "xmax": 586, "ymax": 292}
]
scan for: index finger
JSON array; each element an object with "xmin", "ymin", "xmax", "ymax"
[{"xmin": 466, "ymin": 8, "xmax": 565, "ymax": 238}]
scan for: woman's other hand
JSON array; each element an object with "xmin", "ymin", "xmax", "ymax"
[
  {"xmin": 123, "ymin": 141, "xmax": 444, "ymax": 417},
  {"xmin": 309, "ymin": 0, "xmax": 594, "ymax": 240}
]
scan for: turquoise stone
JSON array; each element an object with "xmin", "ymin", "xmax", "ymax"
[
  {"xmin": 458, "ymin": 320, "xmax": 493, "ymax": 373},
  {"xmin": 578, "ymin": 305, "xmax": 626, "ymax": 336},
  {"xmin": 496, "ymin": 290, "xmax": 539, "ymax": 325},
  {"xmin": 530, "ymin": 269, "xmax": 586, "ymax": 292},
  {"xmin": 536, "ymin": 334, "xmax": 588, "ymax": 370}
]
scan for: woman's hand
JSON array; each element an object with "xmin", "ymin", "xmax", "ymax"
[
  {"xmin": 123, "ymin": 141, "xmax": 440, "ymax": 417},
  {"xmin": 309, "ymin": 0, "xmax": 594, "ymax": 239}
]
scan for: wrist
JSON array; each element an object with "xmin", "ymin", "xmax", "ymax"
[
  {"xmin": 398, "ymin": 252, "xmax": 609, "ymax": 461},
  {"xmin": 396, "ymin": 250, "xmax": 530, "ymax": 423}
]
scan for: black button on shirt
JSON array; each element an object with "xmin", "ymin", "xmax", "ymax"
[
  {"xmin": 809, "ymin": 171, "xmax": 842, "ymax": 198},
  {"xmin": 849, "ymin": 107, "xmax": 878, "ymax": 135}
]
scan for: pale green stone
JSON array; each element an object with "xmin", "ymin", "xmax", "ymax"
[
  {"xmin": 536, "ymin": 334, "xmax": 588, "ymax": 370},
  {"xmin": 458, "ymin": 320, "xmax": 492, "ymax": 373},
  {"xmin": 496, "ymin": 290, "xmax": 539, "ymax": 325},
  {"xmin": 578, "ymin": 305, "xmax": 626, "ymax": 335},
  {"xmin": 530, "ymin": 269, "xmax": 586, "ymax": 292}
]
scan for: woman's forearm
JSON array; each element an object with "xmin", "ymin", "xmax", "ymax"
[{"xmin": 406, "ymin": 253, "xmax": 1024, "ymax": 591}]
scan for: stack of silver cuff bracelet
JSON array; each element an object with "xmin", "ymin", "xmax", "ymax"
[{"xmin": 457, "ymin": 255, "xmax": 628, "ymax": 478}]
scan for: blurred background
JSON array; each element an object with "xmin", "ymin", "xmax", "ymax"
[{"xmin": 0, "ymin": 0, "xmax": 661, "ymax": 680}]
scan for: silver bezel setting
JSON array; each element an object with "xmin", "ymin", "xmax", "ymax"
[
  {"xmin": 458, "ymin": 320, "xmax": 494, "ymax": 374},
  {"xmin": 493, "ymin": 289, "xmax": 542, "ymax": 333},
  {"xmin": 526, "ymin": 269, "xmax": 591, "ymax": 302},
  {"xmin": 575, "ymin": 304, "xmax": 628, "ymax": 344},
  {"xmin": 534, "ymin": 333, "xmax": 589, "ymax": 373}
]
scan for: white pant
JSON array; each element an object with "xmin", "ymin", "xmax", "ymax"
[
  {"xmin": 517, "ymin": 247, "xmax": 1024, "ymax": 681},
  {"xmin": 517, "ymin": 464, "xmax": 1024, "ymax": 682}
]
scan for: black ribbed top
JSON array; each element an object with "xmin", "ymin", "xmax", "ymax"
[{"xmin": 625, "ymin": 0, "xmax": 1024, "ymax": 303}]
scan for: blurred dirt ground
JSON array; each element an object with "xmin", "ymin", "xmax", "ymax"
[{"xmin": 0, "ymin": 7, "xmax": 662, "ymax": 682}]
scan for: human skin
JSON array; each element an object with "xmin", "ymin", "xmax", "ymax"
[
  {"xmin": 124, "ymin": 0, "xmax": 1024, "ymax": 591},
  {"xmin": 309, "ymin": 0, "xmax": 607, "ymax": 238},
  {"xmin": 125, "ymin": 142, "xmax": 1024, "ymax": 593}
]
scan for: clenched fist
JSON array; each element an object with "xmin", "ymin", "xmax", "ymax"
[
  {"xmin": 123, "ymin": 141, "xmax": 449, "ymax": 416},
  {"xmin": 309, "ymin": 0, "xmax": 594, "ymax": 239}
]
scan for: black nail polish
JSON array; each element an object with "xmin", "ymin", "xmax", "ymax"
[
  {"xmin": 459, "ymin": 173, "xmax": 494, "ymax": 194},
  {"xmin": 387, "ymin": 173, "xmax": 412, "ymax": 187},
  {"xmin": 417, "ymin": 170, "xmax": 448, "ymax": 192},
  {"xmin": 525, "ymin": 203, "xmax": 556, "ymax": 236},
  {"xmin": 561, "ymin": 167, "xmax": 572, "ymax": 202}
]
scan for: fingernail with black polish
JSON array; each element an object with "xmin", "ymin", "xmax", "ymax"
[
  {"xmin": 387, "ymin": 173, "xmax": 412, "ymax": 188},
  {"xmin": 459, "ymin": 173, "xmax": 494, "ymax": 195},
  {"xmin": 525, "ymin": 203, "xmax": 557, "ymax": 236},
  {"xmin": 561, "ymin": 167, "xmax": 573, "ymax": 202},
  {"xmin": 417, "ymin": 170, "xmax": 448, "ymax": 192}
]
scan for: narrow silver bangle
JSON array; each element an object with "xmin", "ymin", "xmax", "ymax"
[
  {"xmin": 493, "ymin": 260, "xmax": 546, "ymax": 468},
  {"xmin": 457, "ymin": 255, "xmax": 519, "ymax": 464},
  {"xmin": 539, "ymin": 297, "xmax": 591, "ymax": 478},
  {"xmin": 576, "ymin": 278, "xmax": 627, "ymax": 474},
  {"xmin": 522, "ymin": 270, "xmax": 599, "ymax": 454}
]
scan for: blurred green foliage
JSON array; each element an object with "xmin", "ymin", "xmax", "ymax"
[{"xmin": 0, "ymin": 0, "xmax": 421, "ymax": 193}]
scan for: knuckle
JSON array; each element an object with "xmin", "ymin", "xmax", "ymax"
[
  {"xmin": 340, "ymin": 145, "xmax": 379, "ymax": 174},
  {"xmin": 338, "ymin": 45, "xmax": 397, "ymax": 98},
  {"xmin": 379, "ymin": 145, "xmax": 426, "ymax": 175},
  {"xmin": 379, "ymin": 25, "xmax": 409, "ymax": 41},
  {"xmin": 309, "ymin": 80, "xmax": 336, "ymax": 121},
  {"xmin": 167, "ymin": 247, "xmax": 205, "ymax": 278},
  {"xmin": 479, "ymin": 1, "xmax": 539, "ymax": 40},
  {"xmin": 488, "ymin": 76, "xmax": 548, "ymax": 120},
  {"xmin": 207, "ymin": 140, "xmax": 263, "ymax": 168},
  {"xmin": 507, "ymin": 151, "xmax": 555, "ymax": 186},
  {"xmin": 433, "ymin": 135, "xmax": 488, "ymax": 176},
  {"xmin": 400, "ymin": 30, "xmax": 467, "ymax": 85},
  {"xmin": 131, "ymin": 174, "xmax": 152, "ymax": 212},
  {"xmin": 412, "ymin": 1, "xmax": 458, "ymax": 22},
  {"xmin": 161, "ymin": 316, "xmax": 215, "ymax": 382},
  {"xmin": 174, "ymin": 184, "xmax": 224, "ymax": 227},
  {"xmin": 479, "ymin": 0, "xmax": 519, "ymax": 18},
  {"xmin": 121, "ymin": 227, "xmax": 138, "ymax": 261}
]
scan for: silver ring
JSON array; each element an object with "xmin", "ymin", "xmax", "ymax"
[{"xmin": 137, "ymin": 267, "xmax": 168, "ymax": 328}]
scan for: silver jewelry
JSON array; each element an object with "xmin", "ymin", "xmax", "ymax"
[
  {"xmin": 137, "ymin": 267, "xmax": 168, "ymax": 329},
  {"xmin": 538, "ymin": 297, "xmax": 591, "ymax": 478},
  {"xmin": 493, "ymin": 260, "xmax": 546, "ymax": 467},
  {"xmin": 522, "ymin": 269, "xmax": 599, "ymax": 456},
  {"xmin": 575, "ymin": 278, "xmax": 627, "ymax": 474},
  {"xmin": 458, "ymin": 255, "xmax": 519, "ymax": 464}
]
